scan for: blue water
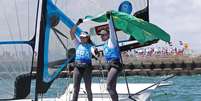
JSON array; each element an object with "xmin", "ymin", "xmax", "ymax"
[
  {"xmin": 151, "ymin": 75, "xmax": 201, "ymax": 101},
  {"xmin": 36, "ymin": 75, "xmax": 201, "ymax": 101}
]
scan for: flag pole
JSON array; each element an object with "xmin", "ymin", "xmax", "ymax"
[{"xmin": 108, "ymin": 12, "xmax": 133, "ymax": 100}]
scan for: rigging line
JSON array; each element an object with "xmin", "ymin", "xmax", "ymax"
[
  {"xmin": 35, "ymin": 0, "xmax": 44, "ymax": 100},
  {"xmin": 53, "ymin": 27, "xmax": 69, "ymax": 98},
  {"xmin": 52, "ymin": 27, "xmax": 69, "ymax": 39},
  {"xmin": 64, "ymin": 63, "xmax": 73, "ymax": 101},
  {"xmin": 97, "ymin": 58, "xmax": 106, "ymax": 83},
  {"xmin": 32, "ymin": 0, "xmax": 41, "ymax": 101},
  {"xmin": 96, "ymin": 59, "xmax": 106, "ymax": 100},
  {"xmin": 53, "ymin": 28, "xmax": 68, "ymax": 51},
  {"xmin": 131, "ymin": 75, "xmax": 175, "ymax": 96},
  {"xmin": 14, "ymin": 0, "xmax": 26, "ymax": 72},
  {"xmin": 65, "ymin": 39, "xmax": 74, "ymax": 95},
  {"xmin": 30, "ymin": 0, "xmax": 40, "ymax": 74},
  {"xmin": 41, "ymin": 93, "xmax": 44, "ymax": 101},
  {"xmin": 65, "ymin": 37, "xmax": 73, "ymax": 88}
]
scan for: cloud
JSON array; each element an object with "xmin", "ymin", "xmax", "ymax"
[
  {"xmin": 150, "ymin": 0, "xmax": 201, "ymax": 53},
  {"xmin": 0, "ymin": 0, "xmax": 200, "ymax": 54}
]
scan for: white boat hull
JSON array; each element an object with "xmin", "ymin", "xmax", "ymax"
[
  {"xmin": 12, "ymin": 83, "xmax": 170, "ymax": 101},
  {"xmin": 59, "ymin": 83, "xmax": 164, "ymax": 101}
]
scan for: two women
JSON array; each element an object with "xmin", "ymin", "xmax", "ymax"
[{"xmin": 70, "ymin": 12, "xmax": 122, "ymax": 101}]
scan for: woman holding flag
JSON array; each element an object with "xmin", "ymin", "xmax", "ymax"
[{"xmin": 98, "ymin": 12, "xmax": 123, "ymax": 101}]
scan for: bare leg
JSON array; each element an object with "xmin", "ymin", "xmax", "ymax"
[
  {"xmin": 83, "ymin": 67, "xmax": 93, "ymax": 101},
  {"xmin": 106, "ymin": 67, "xmax": 119, "ymax": 101},
  {"xmin": 72, "ymin": 67, "xmax": 83, "ymax": 101}
]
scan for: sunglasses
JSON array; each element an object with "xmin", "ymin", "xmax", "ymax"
[
  {"xmin": 80, "ymin": 36, "xmax": 89, "ymax": 39},
  {"xmin": 101, "ymin": 34, "xmax": 109, "ymax": 37}
]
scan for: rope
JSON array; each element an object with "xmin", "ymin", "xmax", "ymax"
[
  {"xmin": 52, "ymin": 27, "xmax": 69, "ymax": 40},
  {"xmin": 53, "ymin": 29, "xmax": 68, "ymax": 51},
  {"xmin": 96, "ymin": 58, "xmax": 105, "ymax": 101},
  {"xmin": 95, "ymin": 57, "xmax": 113, "ymax": 101},
  {"xmin": 34, "ymin": 0, "xmax": 43, "ymax": 100}
]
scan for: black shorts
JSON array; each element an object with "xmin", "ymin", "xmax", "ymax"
[
  {"xmin": 105, "ymin": 60, "xmax": 123, "ymax": 71},
  {"xmin": 75, "ymin": 62, "xmax": 92, "ymax": 70},
  {"xmin": 69, "ymin": 62, "xmax": 92, "ymax": 71}
]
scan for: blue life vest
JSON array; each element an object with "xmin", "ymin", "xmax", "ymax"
[
  {"xmin": 75, "ymin": 44, "xmax": 92, "ymax": 64},
  {"xmin": 103, "ymin": 43, "xmax": 120, "ymax": 61}
]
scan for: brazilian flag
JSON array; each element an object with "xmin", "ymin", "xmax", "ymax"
[{"xmin": 85, "ymin": 10, "xmax": 170, "ymax": 44}]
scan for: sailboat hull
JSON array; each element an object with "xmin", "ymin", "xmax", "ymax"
[{"xmin": 12, "ymin": 82, "xmax": 170, "ymax": 101}]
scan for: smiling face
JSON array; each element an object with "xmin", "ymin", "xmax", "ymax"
[
  {"xmin": 99, "ymin": 30, "xmax": 109, "ymax": 41},
  {"xmin": 80, "ymin": 31, "xmax": 90, "ymax": 43},
  {"xmin": 100, "ymin": 33, "xmax": 109, "ymax": 41},
  {"xmin": 80, "ymin": 36, "xmax": 90, "ymax": 43}
]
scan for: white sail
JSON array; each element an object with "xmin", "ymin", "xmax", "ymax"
[{"xmin": 0, "ymin": 0, "xmax": 39, "ymax": 99}]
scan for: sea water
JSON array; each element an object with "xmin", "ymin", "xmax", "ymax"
[{"xmin": 32, "ymin": 75, "xmax": 201, "ymax": 101}]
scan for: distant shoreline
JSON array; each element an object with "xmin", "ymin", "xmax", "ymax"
[{"xmin": 1, "ymin": 55, "xmax": 201, "ymax": 76}]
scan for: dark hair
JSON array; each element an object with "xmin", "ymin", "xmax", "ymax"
[
  {"xmin": 83, "ymin": 31, "xmax": 89, "ymax": 34},
  {"xmin": 88, "ymin": 37, "xmax": 95, "ymax": 45},
  {"xmin": 81, "ymin": 31, "xmax": 95, "ymax": 45}
]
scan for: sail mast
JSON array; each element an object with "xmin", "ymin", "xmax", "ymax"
[
  {"xmin": 35, "ymin": 0, "xmax": 48, "ymax": 100},
  {"xmin": 147, "ymin": 0, "xmax": 149, "ymax": 22}
]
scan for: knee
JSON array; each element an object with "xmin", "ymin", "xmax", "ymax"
[
  {"xmin": 86, "ymin": 89, "xmax": 92, "ymax": 94},
  {"xmin": 107, "ymin": 85, "xmax": 117, "ymax": 94},
  {"xmin": 107, "ymin": 85, "xmax": 113, "ymax": 92}
]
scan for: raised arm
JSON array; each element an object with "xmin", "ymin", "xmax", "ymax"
[
  {"xmin": 70, "ymin": 18, "xmax": 83, "ymax": 40},
  {"xmin": 106, "ymin": 11, "xmax": 118, "ymax": 48}
]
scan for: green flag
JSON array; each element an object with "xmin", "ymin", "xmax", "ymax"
[{"xmin": 85, "ymin": 10, "xmax": 170, "ymax": 44}]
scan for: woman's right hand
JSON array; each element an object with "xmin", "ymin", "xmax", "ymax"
[
  {"xmin": 70, "ymin": 18, "xmax": 83, "ymax": 40},
  {"xmin": 76, "ymin": 18, "xmax": 83, "ymax": 25},
  {"xmin": 94, "ymin": 48, "xmax": 100, "ymax": 57}
]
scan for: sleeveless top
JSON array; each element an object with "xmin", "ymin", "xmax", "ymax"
[
  {"xmin": 103, "ymin": 42, "xmax": 120, "ymax": 61},
  {"xmin": 75, "ymin": 43, "xmax": 93, "ymax": 64}
]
